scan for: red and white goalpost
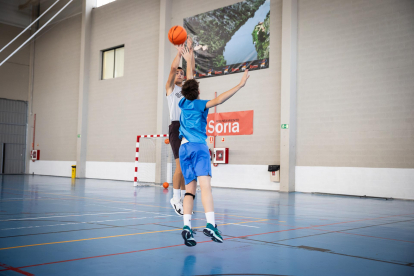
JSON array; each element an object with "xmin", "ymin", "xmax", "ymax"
[{"xmin": 134, "ymin": 134, "xmax": 170, "ymax": 186}]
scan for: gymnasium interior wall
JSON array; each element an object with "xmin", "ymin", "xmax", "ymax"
[
  {"xmin": 295, "ymin": 0, "xmax": 414, "ymax": 199},
  {"xmin": 170, "ymin": 0, "xmax": 282, "ymax": 190},
  {"xmin": 1, "ymin": 0, "xmax": 412, "ymax": 198},
  {"xmin": 29, "ymin": 13, "xmax": 81, "ymax": 176},
  {"xmin": 0, "ymin": 23, "xmax": 30, "ymax": 102},
  {"xmin": 85, "ymin": 0, "xmax": 160, "ymax": 179}
]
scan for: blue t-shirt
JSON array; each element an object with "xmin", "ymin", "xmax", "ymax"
[{"xmin": 178, "ymin": 98, "xmax": 210, "ymax": 144}]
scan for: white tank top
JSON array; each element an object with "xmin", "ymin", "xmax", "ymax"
[{"xmin": 167, "ymin": 84, "xmax": 183, "ymax": 121}]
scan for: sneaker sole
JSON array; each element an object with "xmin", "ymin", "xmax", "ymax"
[
  {"xmin": 182, "ymin": 231, "xmax": 197, "ymax": 247},
  {"xmin": 203, "ymin": 228, "xmax": 223, "ymax": 243},
  {"xmin": 170, "ymin": 199, "xmax": 183, "ymax": 216}
]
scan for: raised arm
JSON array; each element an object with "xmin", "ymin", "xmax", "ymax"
[
  {"xmin": 187, "ymin": 36, "xmax": 196, "ymax": 76},
  {"xmin": 166, "ymin": 44, "xmax": 185, "ymax": 96},
  {"xmin": 181, "ymin": 47, "xmax": 194, "ymax": 80},
  {"xmin": 205, "ymin": 70, "xmax": 250, "ymax": 109}
]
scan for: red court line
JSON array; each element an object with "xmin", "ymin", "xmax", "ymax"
[
  {"xmin": 0, "ymin": 221, "xmax": 391, "ymax": 271},
  {"xmin": 315, "ymin": 228, "xmax": 414, "ymax": 244},
  {"xmin": 1, "ymin": 213, "xmax": 413, "ymax": 271},
  {"xmin": 256, "ymin": 221, "xmax": 414, "ymax": 244},
  {"xmin": 221, "ymin": 212, "xmax": 414, "ymax": 242},
  {"xmin": 5, "ymin": 243, "xmax": 191, "ymax": 270},
  {"xmin": 255, "ymin": 212, "xmax": 414, "ymax": 230},
  {"xmin": 0, "ymin": 223, "xmax": 369, "ymax": 271},
  {"xmin": 0, "ymin": 262, "xmax": 34, "ymax": 276},
  {"xmin": 310, "ymin": 212, "xmax": 414, "ymax": 227}
]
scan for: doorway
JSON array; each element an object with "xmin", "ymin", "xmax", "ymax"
[{"xmin": 0, "ymin": 99, "xmax": 27, "ymax": 174}]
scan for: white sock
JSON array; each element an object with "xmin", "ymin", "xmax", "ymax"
[
  {"xmin": 205, "ymin": 212, "xmax": 215, "ymax": 226},
  {"xmin": 181, "ymin": 190, "xmax": 186, "ymax": 200},
  {"xmin": 184, "ymin": 214, "xmax": 192, "ymax": 228},
  {"xmin": 173, "ymin": 189, "xmax": 180, "ymax": 200}
]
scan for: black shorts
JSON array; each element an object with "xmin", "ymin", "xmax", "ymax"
[{"xmin": 169, "ymin": 121, "xmax": 181, "ymax": 159}]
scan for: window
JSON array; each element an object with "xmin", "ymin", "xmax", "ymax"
[
  {"xmin": 96, "ymin": 0, "xmax": 116, "ymax": 7},
  {"xmin": 102, "ymin": 46, "xmax": 124, "ymax": 80}
]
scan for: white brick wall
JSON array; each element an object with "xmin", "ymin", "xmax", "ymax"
[
  {"xmin": 29, "ymin": 0, "xmax": 283, "ymax": 169},
  {"xmin": 86, "ymin": 0, "xmax": 161, "ymax": 162},
  {"xmin": 27, "ymin": 0, "xmax": 414, "ymax": 187},
  {"xmin": 297, "ymin": 0, "xmax": 414, "ymax": 168},
  {"xmin": 0, "ymin": 23, "xmax": 30, "ymax": 101},
  {"xmin": 32, "ymin": 15, "xmax": 81, "ymax": 161}
]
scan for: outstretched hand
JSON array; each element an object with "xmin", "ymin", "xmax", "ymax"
[
  {"xmin": 174, "ymin": 43, "xmax": 185, "ymax": 56},
  {"xmin": 239, "ymin": 69, "xmax": 250, "ymax": 87},
  {"xmin": 181, "ymin": 47, "xmax": 192, "ymax": 62}
]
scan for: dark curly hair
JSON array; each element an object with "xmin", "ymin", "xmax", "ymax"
[{"xmin": 181, "ymin": 79, "xmax": 199, "ymax": 101}]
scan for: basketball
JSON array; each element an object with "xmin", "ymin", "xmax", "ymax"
[
  {"xmin": 168, "ymin": 26, "xmax": 187, "ymax": 45},
  {"xmin": 163, "ymin": 182, "xmax": 169, "ymax": 189},
  {"xmin": 164, "ymin": 138, "xmax": 169, "ymax": 144}
]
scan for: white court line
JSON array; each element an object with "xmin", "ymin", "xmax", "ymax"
[
  {"xmin": 0, "ymin": 210, "xmax": 176, "ymax": 222},
  {"xmin": 0, "ymin": 211, "xmax": 141, "ymax": 222},
  {"xmin": 227, "ymin": 223, "xmax": 260, "ymax": 228},
  {"xmin": 0, "ymin": 215, "xmax": 173, "ymax": 231},
  {"xmin": 87, "ymin": 204, "xmax": 136, "ymax": 211},
  {"xmin": 0, "ymin": 198, "xmax": 36, "ymax": 200}
]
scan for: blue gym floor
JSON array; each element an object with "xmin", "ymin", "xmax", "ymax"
[{"xmin": 0, "ymin": 175, "xmax": 413, "ymax": 276}]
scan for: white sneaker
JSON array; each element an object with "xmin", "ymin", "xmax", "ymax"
[{"xmin": 170, "ymin": 197, "xmax": 183, "ymax": 216}]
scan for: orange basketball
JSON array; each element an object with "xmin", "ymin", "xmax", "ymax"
[
  {"xmin": 164, "ymin": 138, "xmax": 170, "ymax": 144},
  {"xmin": 168, "ymin": 26, "xmax": 187, "ymax": 45},
  {"xmin": 163, "ymin": 182, "xmax": 169, "ymax": 189}
]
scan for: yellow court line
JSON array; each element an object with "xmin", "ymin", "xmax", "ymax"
[
  {"xmin": 3, "ymin": 188, "xmax": 267, "ymax": 221},
  {"xmin": 0, "ymin": 219, "xmax": 269, "ymax": 251}
]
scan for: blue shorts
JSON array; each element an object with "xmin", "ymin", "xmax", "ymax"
[{"xmin": 179, "ymin": 142, "xmax": 212, "ymax": 185}]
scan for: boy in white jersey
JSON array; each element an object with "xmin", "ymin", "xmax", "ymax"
[
  {"xmin": 165, "ymin": 38, "xmax": 195, "ymax": 216},
  {"xmin": 179, "ymin": 70, "xmax": 250, "ymax": 246}
]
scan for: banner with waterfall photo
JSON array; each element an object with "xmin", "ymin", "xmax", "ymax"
[{"xmin": 183, "ymin": 0, "xmax": 270, "ymax": 79}]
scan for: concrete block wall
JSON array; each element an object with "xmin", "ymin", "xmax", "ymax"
[
  {"xmin": 0, "ymin": 23, "xmax": 30, "ymax": 101},
  {"xmin": 86, "ymin": 0, "xmax": 160, "ymax": 163},
  {"xmin": 297, "ymin": 0, "xmax": 414, "ymax": 168},
  {"xmin": 296, "ymin": 0, "xmax": 414, "ymax": 199},
  {"xmin": 18, "ymin": 0, "xmax": 413, "ymax": 197},
  {"xmin": 31, "ymin": 15, "xmax": 81, "ymax": 162}
]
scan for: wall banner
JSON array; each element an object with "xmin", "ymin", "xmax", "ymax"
[
  {"xmin": 183, "ymin": 0, "xmax": 270, "ymax": 79},
  {"xmin": 207, "ymin": 110, "xmax": 254, "ymax": 136}
]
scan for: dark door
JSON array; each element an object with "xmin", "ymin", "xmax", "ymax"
[{"xmin": 0, "ymin": 99, "xmax": 27, "ymax": 174}]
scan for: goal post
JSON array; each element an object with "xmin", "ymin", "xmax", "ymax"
[{"xmin": 134, "ymin": 134, "xmax": 176, "ymax": 187}]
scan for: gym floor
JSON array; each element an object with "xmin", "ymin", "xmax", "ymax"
[{"xmin": 0, "ymin": 175, "xmax": 413, "ymax": 276}]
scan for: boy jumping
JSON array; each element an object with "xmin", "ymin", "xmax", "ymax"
[
  {"xmin": 165, "ymin": 38, "xmax": 195, "ymax": 216},
  {"xmin": 178, "ymin": 69, "xmax": 250, "ymax": 246}
]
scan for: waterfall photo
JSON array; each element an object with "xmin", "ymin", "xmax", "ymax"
[{"xmin": 183, "ymin": 0, "xmax": 270, "ymax": 79}]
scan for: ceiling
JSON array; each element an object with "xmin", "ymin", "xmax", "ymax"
[
  {"xmin": 0, "ymin": 0, "xmax": 82, "ymax": 29},
  {"xmin": 0, "ymin": 0, "xmax": 32, "ymax": 28}
]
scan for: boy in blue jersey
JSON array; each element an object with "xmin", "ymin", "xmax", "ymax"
[{"xmin": 179, "ymin": 70, "xmax": 250, "ymax": 247}]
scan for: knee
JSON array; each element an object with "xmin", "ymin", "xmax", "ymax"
[
  {"xmin": 184, "ymin": 192, "xmax": 195, "ymax": 200},
  {"xmin": 174, "ymin": 167, "xmax": 182, "ymax": 175},
  {"xmin": 174, "ymin": 171, "xmax": 182, "ymax": 179}
]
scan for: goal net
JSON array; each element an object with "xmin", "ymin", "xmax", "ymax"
[{"xmin": 134, "ymin": 135, "xmax": 176, "ymax": 186}]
